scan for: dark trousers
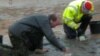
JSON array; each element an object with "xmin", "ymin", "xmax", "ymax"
[
  {"xmin": 24, "ymin": 29, "xmax": 44, "ymax": 51},
  {"xmin": 63, "ymin": 15, "xmax": 92, "ymax": 39},
  {"xmin": 8, "ymin": 27, "xmax": 44, "ymax": 56},
  {"xmin": 8, "ymin": 32, "xmax": 29, "ymax": 56}
]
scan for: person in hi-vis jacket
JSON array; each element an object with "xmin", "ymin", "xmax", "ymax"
[{"xmin": 62, "ymin": 0, "xmax": 94, "ymax": 41}]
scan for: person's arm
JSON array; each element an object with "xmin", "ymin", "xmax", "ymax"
[
  {"xmin": 40, "ymin": 20, "xmax": 66, "ymax": 51},
  {"xmin": 63, "ymin": 7, "xmax": 79, "ymax": 30}
]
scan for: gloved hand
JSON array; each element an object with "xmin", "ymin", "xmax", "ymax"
[{"xmin": 79, "ymin": 35, "xmax": 86, "ymax": 41}]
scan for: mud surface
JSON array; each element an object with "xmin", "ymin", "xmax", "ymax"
[{"xmin": 0, "ymin": 0, "xmax": 100, "ymax": 56}]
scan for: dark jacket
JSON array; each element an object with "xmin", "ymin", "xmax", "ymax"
[{"xmin": 9, "ymin": 15, "xmax": 65, "ymax": 51}]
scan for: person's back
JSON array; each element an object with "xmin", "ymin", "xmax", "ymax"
[
  {"xmin": 18, "ymin": 15, "xmax": 49, "ymax": 28},
  {"xmin": 9, "ymin": 15, "xmax": 49, "ymax": 37}
]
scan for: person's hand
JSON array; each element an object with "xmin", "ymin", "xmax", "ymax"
[
  {"xmin": 62, "ymin": 48, "xmax": 72, "ymax": 56},
  {"xmin": 62, "ymin": 48, "xmax": 70, "ymax": 53},
  {"xmin": 34, "ymin": 48, "xmax": 49, "ymax": 54}
]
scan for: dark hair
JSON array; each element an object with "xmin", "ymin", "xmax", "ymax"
[{"xmin": 48, "ymin": 14, "xmax": 57, "ymax": 21}]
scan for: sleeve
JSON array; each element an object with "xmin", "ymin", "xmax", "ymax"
[
  {"xmin": 40, "ymin": 21, "xmax": 66, "ymax": 51},
  {"xmin": 63, "ymin": 7, "xmax": 79, "ymax": 30}
]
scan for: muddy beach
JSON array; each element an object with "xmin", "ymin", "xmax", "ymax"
[{"xmin": 0, "ymin": 0, "xmax": 100, "ymax": 56}]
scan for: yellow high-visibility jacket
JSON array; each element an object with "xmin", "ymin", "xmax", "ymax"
[{"xmin": 62, "ymin": 0, "xmax": 94, "ymax": 30}]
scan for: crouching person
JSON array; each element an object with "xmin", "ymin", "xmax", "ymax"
[
  {"xmin": 62, "ymin": 0, "xmax": 94, "ymax": 41},
  {"xmin": 8, "ymin": 14, "xmax": 68, "ymax": 56}
]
